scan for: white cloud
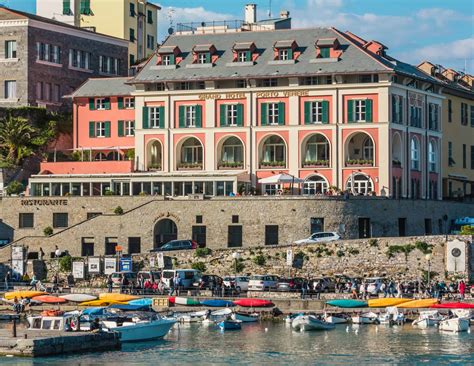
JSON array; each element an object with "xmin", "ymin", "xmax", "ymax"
[{"xmin": 399, "ymin": 37, "xmax": 474, "ymax": 64}]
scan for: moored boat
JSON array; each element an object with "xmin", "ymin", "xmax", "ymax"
[
  {"xmin": 5, "ymin": 291, "xmax": 47, "ymax": 300},
  {"xmin": 32, "ymin": 295, "xmax": 68, "ymax": 304},
  {"xmin": 200, "ymin": 299, "xmax": 235, "ymax": 307},
  {"xmin": 178, "ymin": 310, "xmax": 208, "ymax": 323},
  {"xmin": 292, "ymin": 315, "xmax": 335, "ymax": 331},
  {"xmin": 128, "ymin": 298, "xmax": 153, "ymax": 306},
  {"xmin": 233, "ymin": 299, "xmax": 274, "ymax": 308},
  {"xmin": 80, "ymin": 299, "xmax": 127, "ymax": 306},
  {"xmin": 174, "ymin": 297, "xmax": 201, "ymax": 306},
  {"xmin": 324, "ymin": 313, "xmax": 349, "ymax": 324},
  {"xmin": 218, "ymin": 319, "xmax": 242, "ymax": 330},
  {"xmin": 59, "ymin": 294, "xmax": 97, "ymax": 302},
  {"xmin": 285, "ymin": 313, "xmax": 304, "ymax": 324},
  {"xmin": 431, "ymin": 302, "xmax": 474, "ymax": 309},
  {"xmin": 368, "ymin": 298, "xmax": 411, "ymax": 308},
  {"xmin": 438, "ymin": 317, "xmax": 470, "ymax": 333},
  {"xmin": 98, "ymin": 293, "xmax": 139, "ymax": 302},
  {"xmin": 378, "ymin": 307, "xmax": 405, "ymax": 325},
  {"xmin": 352, "ymin": 312, "xmax": 379, "ymax": 324},
  {"xmin": 396, "ymin": 299, "xmax": 438, "ymax": 309},
  {"xmin": 326, "ymin": 299, "xmax": 368, "ymax": 308},
  {"xmin": 232, "ymin": 311, "xmax": 259, "ymax": 323},
  {"xmin": 412, "ymin": 310, "xmax": 443, "ymax": 328}
]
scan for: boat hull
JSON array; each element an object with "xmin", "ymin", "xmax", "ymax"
[
  {"xmin": 233, "ymin": 299, "xmax": 274, "ymax": 308},
  {"xmin": 200, "ymin": 299, "xmax": 235, "ymax": 307},
  {"xmin": 431, "ymin": 302, "xmax": 474, "ymax": 309},
  {"xmin": 396, "ymin": 299, "xmax": 438, "ymax": 308},
  {"xmin": 439, "ymin": 318, "xmax": 470, "ymax": 333},
  {"xmin": 218, "ymin": 320, "xmax": 242, "ymax": 330},
  {"xmin": 325, "ymin": 316, "xmax": 348, "ymax": 324},
  {"xmin": 292, "ymin": 316, "xmax": 335, "ymax": 331},
  {"xmin": 368, "ymin": 298, "xmax": 411, "ymax": 308},
  {"xmin": 233, "ymin": 312, "xmax": 259, "ymax": 323},
  {"xmin": 106, "ymin": 319, "xmax": 176, "ymax": 342},
  {"xmin": 326, "ymin": 300, "xmax": 368, "ymax": 308},
  {"xmin": 59, "ymin": 294, "xmax": 97, "ymax": 302}
]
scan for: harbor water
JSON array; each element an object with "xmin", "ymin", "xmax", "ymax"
[{"xmin": 1, "ymin": 321, "xmax": 473, "ymax": 365}]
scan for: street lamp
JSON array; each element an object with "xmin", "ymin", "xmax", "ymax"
[
  {"xmin": 425, "ymin": 253, "xmax": 432, "ymax": 288},
  {"xmin": 232, "ymin": 252, "xmax": 241, "ymax": 275}
]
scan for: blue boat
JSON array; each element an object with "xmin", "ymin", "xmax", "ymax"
[
  {"xmin": 200, "ymin": 299, "xmax": 235, "ymax": 307},
  {"xmin": 326, "ymin": 299, "xmax": 368, "ymax": 308},
  {"xmin": 109, "ymin": 304, "xmax": 151, "ymax": 311},
  {"xmin": 233, "ymin": 312, "xmax": 259, "ymax": 323},
  {"xmin": 128, "ymin": 298, "xmax": 153, "ymax": 306},
  {"xmin": 218, "ymin": 319, "xmax": 242, "ymax": 330},
  {"xmin": 81, "ymin": 307, "xmax": 106, "ymax": 316}
]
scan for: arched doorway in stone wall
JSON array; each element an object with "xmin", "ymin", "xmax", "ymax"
[{"xmin": 153, "ymin": 219, "xmax": 177, "ymax": 249}]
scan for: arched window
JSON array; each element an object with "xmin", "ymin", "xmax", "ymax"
[
  {"xmin": 220, "ymin": 137, "xmax": 244, "ymax": 167},
  {"xmin": 346, "ymin": 132, "xmax": 375, "ymax": 166},
  {"xmin": 392, "ymin": 133, "xmax": 402, "ymax": 167},
  {"xmin": 181, "ymin": 138, "xmax": 203, "ymax": 166},
  {"xmin": 411, "ymin": 137, "xmax": 420, "ymax": 170},
  {"xmin": 148, "ymin": 140, "xmax": 162, "ymax": 170},
  {"xmin": 94, "ymin": 152, "xmax": 106, "ymax": 161},
  {"xmin": 303, "ymin": 175, "xmax": 329, "ymax": 195},
  {"xmin": 261, "ymin": 135, "xmax": 286, "ymax": 167},
  {"xmin": 346, "ymin": 174, "xmax": 373, "ymax": 195},
  {"xmin": 303, "ymin": 134, "xmax": 329, "ymax": 166},
  {"xmin": 428, "ymin": 141, "xmax": 437, "ymax": 172},
  {"xmin": 363, "ymin": 138, "xmax": 374, "ymax": 161}
]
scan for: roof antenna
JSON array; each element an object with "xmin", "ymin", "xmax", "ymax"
[
  {"xmin": 167, "ymin": 7, "xmax": 175, "ymax": 35},
  {"xmin": 268, "ymin": 0, "xmax": 272, "ymax": 18}
]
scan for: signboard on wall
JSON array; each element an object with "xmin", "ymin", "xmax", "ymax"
[
  {"xmin": 286, "ymin": 249, "xmax": 293, "ymax": 266},
  {"xmin": 149, "ymin": 257, "xmax": 156, "ymax": 268},
  {"xmin": 88, "ymin": 257, "xmax": 101, "ymax": 274},
  {"xmin": 11, "ymin": 246, "xmax": 24, "ymax": 261},
  {"xmin": 104, "ymin": 258, "xmax": 117, "ymax": 275},
  {"xmin": 157, "ymin": 253, "xmax": 164, "ymax": 269},
  {"xmin": 119, "ymin": 258, "xmax": 132, "ymax": 272},
  {"xmin": 73, "ymin": 261, "xmax": 85, "ymax": 279},
  {"xmin": 11, "ymin": 246, "xmax": 24, "ymax": 277}
]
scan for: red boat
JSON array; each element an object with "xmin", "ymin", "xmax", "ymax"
[
  {"xmin": 233, "ymin": 298, "xmax": 274, "ymax": 308},
  {"xmin": 168, "ymin": 296, "xmax": 176, "ymax": 304},
  {"xmin": 431, "ymin": 302, "xmax": 474, "ymax": 309},
  {"xmin": 32, "ymin": 295, "xmax": 67, "ymax": 304}
]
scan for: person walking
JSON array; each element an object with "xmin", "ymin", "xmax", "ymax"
[
  {"xmin": 458, "ymin": 280, "xmax": 466, "ymax": 300},
  {"xmin": 29, "ymin": 274, "xmax": 38, "ymax": 290},
  {"xmin": 4, "ymin": 270, "xmax": 11, "ymax": 291},
  {"xmin": 174, "ymin": 274, "xmax": 181, "ymax": 296},
  {"xmin": 39, "ymin": 247, "xmax": 45, "ymax": 261},
  {"xmin": 396, "ymin": 281, "xmax": 403, "ymax": 298},
  {"xmin": 107, "ymin": 274, "xmax": 113, "ymax": 293},
  {"xmin": 52, "ymin": 273, "xmax": 59, "ymax": 293},
  {"xmin": 54, "ymin": 245, "xmax": 61, "ymax": 258},
  {"xmin": 301, "ymin": 279, "xmax": 307, "ymax": 299}
]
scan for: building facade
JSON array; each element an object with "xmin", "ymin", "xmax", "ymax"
[
  {"xmin": 418, "ymin": 62, "xmax": 474, "ymax": 200},
  {"xmin": 0, "ymin": 6, "xmax": 128, "ymax": 110},
  {"xmin": 37, "ymin": 0, "xmax": 160, "ymax": 66},
  {"xmin": 31, "ymin": 26, "xmax": 444, "ymax": 200}
]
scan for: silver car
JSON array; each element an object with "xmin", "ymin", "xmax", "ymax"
[
  {"xmin": 294, "ymin": 232, "xmax": 340, "ymax": 245},
  {"xmin": 223, "ymin": 276, "xmax": 249, "ymax": 291}
]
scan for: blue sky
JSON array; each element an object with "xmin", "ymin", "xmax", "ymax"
[{"xmin": 7, "ymin": 0, "xmax": 474, "ymax": 72}]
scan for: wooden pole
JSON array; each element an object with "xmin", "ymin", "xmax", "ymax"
[{"xmin": 12, "ymin": 319, "xmax": 16, "ymax": 338}]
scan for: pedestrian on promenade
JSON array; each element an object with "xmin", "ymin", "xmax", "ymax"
[
  {"xmin": 54, "ymin": 245, "xmax": 61, "ymax": 258},
  {"xmin": 52, "ymin": 273, "xmax": 59, "ymax": 293},
  {"xmin": 120, "ymin": 274, "xmax": 129, "ymax": 294},
  {"xmin": 301, "ymin": 279, "xmax": 307, "ymax": 299},
  {"xmin": 314, "ymin": 281, "xmax": 321, "ymax": 300},
  {"xmin": 4, "ymin": 270, "xmax": 11, "ymax": 291},
  {"xmin": 29, "ymin": 274, "xmax": 38, "ymax": 290},
  {"xmin": 396, "ymin": 281, "xmax": 403, "ymax": 298},
  {"xmin": 458, "ymin": 280, "xmax": 466, "ymax": 300},
  {"xmin": 174, "ymin": 274, "xmax": 181, "ymax": 296},
  {"xmin": 380, "ymin": 281, "xmax": 387, "ymax": 298},
  {"xmin": 107, "ymin": 274, "xmax": 113, "ymax": 293},
  {"xmin": 359, "ymin": 282, "xmax": 365, "ymax": 300},
  {"xmin": 39, "ymin": 247, "xmax": 45, "ymax": 261}
]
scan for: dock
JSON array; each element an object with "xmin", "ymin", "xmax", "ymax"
[{"xmin": 0, "ymin": 328, "xmax": 120, "ymax": 357}]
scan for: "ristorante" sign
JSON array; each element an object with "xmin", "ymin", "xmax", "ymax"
[
  {"xmin": 21, "ymin": 199, "xmax": 68, "ymax": 206},
  {"xmin": 198, "ymin": 90, "xmax": 310, "ymax": 100}
]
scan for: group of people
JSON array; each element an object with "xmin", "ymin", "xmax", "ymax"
[
  {"xmin": 107, "ymin": 273, "xmax": 168, "ymax": 295},
  {"xmin": 12, "ymin": 296, "xmax": 31, "ymax": 314}
]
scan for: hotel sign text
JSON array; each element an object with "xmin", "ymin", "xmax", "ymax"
[{"xmin": 198, "ymin": 90, "xmax": 309, "ymax": 100}]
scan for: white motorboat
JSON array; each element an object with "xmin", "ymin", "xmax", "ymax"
[
  {"xmin": 412, "ymin": 310, "xmax": 443, "ymax": 328},
  {"xmin": 232, "ymin": 312, "xmax": 259, "ymax": 323},
  {"xmin": 178, "ymin": 310, "xmax": 208, "ymax": 323},
  {"xmin": 438, "ymin": 317, "xmax": 470, "ymax": 333},
  {"xmin": 28, "ymin": 314, "xmax": 79, "ymax": 331},
  {"xmin": 291, "ymin": 315, "xmax": 335, "ymax": 331},
  {"xmin": 352, "ymin": 312, "xmax": 379, "ymax": 325},
  {"xmin": 102, "ymin": 314, "xmax": 176, "ymax": 342},
  {"xmin": 202, "ymin": 308, "xmax": 233, "ymax": 324},
  {"xmin": 378, "ymin": 307, "xmax": 405, "ymax": 325},
  {"xmin": 324, "ymin": 313, "xmax": 349, "ymax": 324},
  {"xmin": 285, "ymin": 313, "xmax": 304, "ymax": 324}
]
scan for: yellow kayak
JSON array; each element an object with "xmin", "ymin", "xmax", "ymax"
[
  {"xmin": 368, "ymin": 298, "xmax": 411, "ymax": 307},
  {"xmin": 4, "ymin": 291, "xmax": 48, "ymax": 300},
  {"xmin": 79, "ymin": 299, "xmax": 127, "ymax": 306},
  {"xmin": 397, "ymin": 299, "xmax": 438, "ymax": 308},
  {"xmin": 98, "ymin": 293, "xmax": 140, "ymax": 302}
]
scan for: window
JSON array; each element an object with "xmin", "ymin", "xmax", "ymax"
[
  {"xmin": 105, "ymin": 237, "xmax": 117, "ymax": 255},
  {"xmin": 358, "ymin": 218, "xmax": 371, "ymax": 238},
  {"xmin": 99, "ymin": 56, "xmax": 120, "ymax": 75},
  {"xmin": 346, "ymin": 174, "xmax": 373, "ymax": 195},
  {"xmin": 5, "ymin": 41, "xmax": 17, "ymax": 59},
  {"xmin": 232, "ymin": 215, "xmax": 239, "ymax": 224},
  {"xmin": 162, "ymin": 54, "xmax": 175, "ymax": 66},
  {"xmin": 53, "ymin": 213, "xmax": 68, "ymax": 228},
  {"xmin": 219, "ymin": 104, "xmax": 244, "ymax": 127},
  {"xmin": 130, "ymin": 28, "xmax": 135, "ymax": 42},
  {"xmin": 44, "ymin": 83, "xmax": 51, "ymax": 101},
  {"xmin": 428, "ymin": 103, "xmax": 439, "ymax": 130},
  {"xmin": 461, "ymin": 103, "xmax": 468, "ymax": 125},
  {"xmin": 304, "ymin": 101, "xmax": 329, "ymax": 124},
  {"xmin": 428, "ymin": 141, "xmax": 437, "ymax": 172},
  {"xmin": 79, "ymin": 0, "xmax": 92, "ymax": 15},
  {"xmin": 304, "ymin": 135, "xmax": 329, "ymax": 164},
  {"xmin": 267, "ymin": 103, "xmax": 279, "ymax": 125},
  {"xmin": 95, "ymin": 98, "xmax": 107, "ymax": 110},
  {"xmin": 410, "ymin": 137, "xmax": 420, "ymax": 170},
  {"xmin": 4, "ymin": 81, "xmax": 16, "ymax": 99},
  {"xmin": 196, "ymin": 215, "xmax": 203, "ymax": 224},
  {"xmin": 63, "ymin": 0, "xmax": 72, "ymax": 15},
  {"xmin": 398, "ymin": 218, "xmax": 406, "ymax": 237},
  {"xmin": 147, "ymin": 10, "xmax": 153, "ymax": 24},
  {"xmin": 319, "ymin": 47, "xmax": 330, "ymax": 58},
  {"xmin": 124, "ymin": 97, "xmax": 134, "ymax": 109},
  {"xmin": 278, "ymin": 49, "xmax": 290, "ymax": 61},
  {"xmin": 147, "ymin": 35, "xmax": 155, "ymax": 50},
  {"xmin": 185, "ymin": 106, "xmax": 196, "ymax": 127},
  {"xmin": 265, "ymin": 225, "xmax": 279, "ymax": 245},
  {"xmin": 471, "ymin": 105, "xmax": 474, "ymax": 127},
  {"xmin": 410, "ymin": 106, "xmax": 422, "ymax": 128},
  {"xmin": 89, "ymin": 121, "xmax": 110, "ymax": 138},
  {"xmin": 228, "ymin": 226, "xmax": 242, "ymax": 247},
  {"xmin": 310, "ymin": 218, "xmax": 324, "ymax": 233},
  {"xmin": 236, "ymin": 79, "xmax": 246, "ymax": 88},
  {"xmin": 128, "ymin": 237, "xmax": 141, "ymax": 254},
  {"xmin": 52, "ymin": 84, "xmax": 61, "ymax": 103},
  {"xmin": 471, "ymin": 145, "xmax": 474, "ymax": 170},
  {"xmin": 36, "ymin": 82, "xmax": 43, "ymax": 100},
  {"xmin": 129, "ymin": 2, "xmax": 135, "ymax": 16},
  {"xmin": 302, "ymin": 76, "xmax": 332, "ymax": 85},
  {"xmin": 149, "ymin": 107, "xmax": 163, "ymax": 128},
  {"xmin": 19, "ymin": 213, "xmax": 34, "ymax": 228},
  {"xmin": 348, "ymin": 99, "xmax": 372, "ymax": 122},
  {"xmin": 463, "ymin": 144, "xmax": 467, "ymax": 169},
  {"xmin": 262, "ymin": 136, "xmax": 285, "ymax": 166},
  {"xmin": 303, "ymin": 176, "xmax": 328, "ymax": 195},
  {"xmin": 221, "ymin": 137, "xmax": 243, "ymax": 166},
  {"xmin": 391, "ymin": 95, "xmax": 403, "ymax": 124},
  {"xmin": 129, "ymin": 54, "xmax": 135, "ymax": 66},
  {"xmin": 69, "ymin": 49, "xmax": 90, "ymax": 69},
  {"xmin": 424, "ymin": 219, "xmax": 432, "ymax": 235},
  {"xmin": 181, "ymin": 138, "xmax": 203, "ymax": 165},
  {"xmin": 448, "ymin": 99, "xmax": 452, "ymax": 122},
  {"xmin": 264, "ymin": 184, "xmax": 281, "ymax": 195},
  {"xmin": 448, "ymin": 141, "xmax": 454, "ymax": 166},
  {"xmin": 198, "ymin": 52, "xmax": 210, "ymax": 64},
  {"xmin": 260, "ymin": 78, "xmax": 278, "ymax": 87},
  {"xmin": 238, "ymin": 51, "xmax": 250, "ymax": 62},
  {"xmin": 96, "ymin": 122, "xmax": 106, "ymax": 137},
  {"xmin": 192, "ymin": 226, "xmax": 206, "ymax": 247},
  {"xmin": 363, "ymin": 138, "xmax": 374, "ymax": 161},
  {"xmin": 124, "ymin": 120, "xmax": 135, "ymax": 136}
]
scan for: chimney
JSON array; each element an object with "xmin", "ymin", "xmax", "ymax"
[
  {"xmin": 245, "ymin": 4, "xmax": 257, "ymax": 24},
  {"xmin": 280, "ymin": 10, "xmax": 289, "ymax": 19}
]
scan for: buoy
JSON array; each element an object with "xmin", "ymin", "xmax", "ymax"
[
  {"xmin": 265, "ymin": 328, "xmax": 268, "ymax": 332},
  {"xmin": 345, "ymin": 326, "xmax": 349, "ymax": 333}
]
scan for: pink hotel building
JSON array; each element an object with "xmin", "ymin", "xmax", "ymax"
[{"xmin": 31, "ymin": 26, "xmax": 444, "ymax": 199}]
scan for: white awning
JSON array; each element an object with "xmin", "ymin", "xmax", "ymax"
[{"xmin": 258, "ymin": 173, "xmax": 304, "ymax": 184}]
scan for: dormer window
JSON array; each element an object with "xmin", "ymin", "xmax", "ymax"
[
  {"xmin": 238, "ymin": 51, "xmax": 250, "ymax": 63},
  {"xmin": 157, "ymin": 45, "xmax": 180, "ymax": 67},
  {"xmin": 279, "ymin": 49, "xmax": 291, "ymax": 61},
  {"xmin": 198, "ymin": 52, "xmax": 210, "ymax": 64},
  {"xmin": 273, "ymin": 40, "xmax": 297, "ymax": 61},
  {"xmin": 162, "ymin": 54, "xmax": 174, "ymax": 66},
  {"xmin": 232, "ymin": 42, "xmax": 256, "ymax": 64},
  {"xmin": 319, "ymin": 48, "xmax": 330, "ymax": 58},
  {"xmin": 315, "ymin": 38, "xmax": 341, "ymax": 60},
  {"xmin": 192, "ymin": 44, "xmax": 215, "ymax": 65}
]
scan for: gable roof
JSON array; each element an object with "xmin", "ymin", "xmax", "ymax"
[{"xmin": 70, "ymin": 77, "xmax": 135, "ymax": 98}]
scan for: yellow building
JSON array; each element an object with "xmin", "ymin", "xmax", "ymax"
[
  {"xmin": 418, "ymin": 62, "xmax": 474, "ymax": 200},
  {"xmin": 37, "ymin": 0, "xmax": 160, "ymax": 66}
]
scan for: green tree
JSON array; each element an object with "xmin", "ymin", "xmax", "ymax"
[
  {"xmin": 5, "ymin": 181, "xmax": 24, "ymax": 195},
  {"xmin": 460, "ymin": 225, "xmax": 474, "ymax": 235}
]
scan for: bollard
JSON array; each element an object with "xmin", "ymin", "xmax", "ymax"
[
  {"xmin": 12, "ymin": 319, "xmax": 16, "ymax": 338},
  {"xmin": 24, "ymin": 334, "xmax": 27, "ymax": 339}
]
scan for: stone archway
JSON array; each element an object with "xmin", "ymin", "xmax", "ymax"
[{"xmin": 153, "ymin": 219, "xmax": 177, "ymax": 249}]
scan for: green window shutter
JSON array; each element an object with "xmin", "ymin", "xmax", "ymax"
[
  {"xmin": 398, "ymin": 97, "xmax": 403, "ymax": 123},
  {"xmin": 260, "ymin": 103, "xmax": 267, "ymax": 126},
  {"xmin": 89, "ymin": 121, "xmax": 95, "ymax": 138},
  {"xmin": 205, "ymin": 52, "xmax": 211, "ymax": 64},
  {"xmin": 365, "ymin": 99, "xmax": 373, "ymax": 122},
  {"xmin": 142, "ymin": 107, "xmax": 149, "ymax": 129},
  {"xmin": 179, "ymin": 106, "xmax": 185, "ymax": 128},
  {"xmin": 278, "ymin": 102, "xmax": 285, "ymax": 125},
  {"xmin": 320, "ymin": 47, "xmax": 330, "ymax": 58},
  {"xmin": 89, "ymin": 98, "xmax": 95, "ymax": 110},
  {"xmin": 195, "ymin": 105, "xmax": 202, "ymax": 128},
  {"xmin": 321, "ymin": 101, "xmax": 329, "ymax": 124},
  {"xmin": 347, "ymin": 100, "xmax": 354, "ymax": 123},
  {"xmin": 105, "ymin": 98, "xmax": 111, "ymax": 110},
  {"xmin": 63, "ymin": 0, "xmax": 71, "ymax": 15},
  {"xmin": 236, "ymin": 104, "xmax": 244, "ymax": 126},
  {"xmin": 245, "ymin": 50, "xmax": 251, "ymax": 62},
  {"xmin": 288, "ymin": 48, "xmax": 293, "ymax": 60},
  {"xmin": 169, "ymin": 54, "xmax": 175, "ymax": 65},
  {"xmin": 118, "ymin": 97, "xmax": 124, "ymax": 110},
  {"xmin": 105, "ymin": 121, "xmax": 111, "ymax": 137},
  {"xmin": 304, "ymin": 101, "xmax": 311, "ymax": 124},
  {"xmin": 220, "ymin": 104, "xmax": 227, "ymax": 126},
  {"xmin": 391, "ymin": 95, "xmax": 396, "ymax": 122},
  {"xmin": 158, "ymin": 106, "xmax": 165, "ymax": 128},
  {"xmin": 118, "ymin": 120, "xmax": 124, "ymax": 137}
]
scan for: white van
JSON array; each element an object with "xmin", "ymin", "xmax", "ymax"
[{"xmin": 161, "ymin": 269, "xmax": 201, "ymax": 289}]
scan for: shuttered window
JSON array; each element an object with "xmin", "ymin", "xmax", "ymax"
[
  {"xmin": 179, "ymin": 105, "xmax": 202, "ymax": 128},
  {"xmin": 220, "ymin": 104, "xmax": 243, "ymax": 126},
  {"xmin": 304, "ymin": 101, "xmax": 329, "ymax": 124},
  {"xmin": 348, "ymin": 99, "xmax": 372, "ymax": 122}
]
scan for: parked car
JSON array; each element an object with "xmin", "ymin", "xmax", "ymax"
[
  {"xmin": 294, "ymin": 232, "xmax": 340, "ymax": 245},
  {"xmin": 222, "ymin": 276, "xmax": 249, "ymax": 291},
  {"xmin": 309, "ymin": 277, "xmax": 336, "ymax": 293},
  {"xmin": 161, "ymin": 269, "xmax": 202, "ymax": 289},
  {"xmin": 193, "ymin": 274, "xmax": 223, "ymax": 290},
  {"xmin": 276, "ymin": 277, "xmax": 305, "ymax": 292},
  {"xmin": 150, "ymin": 240, "xmax": 198, "ymax": 252},
  {"xmin": 110, "ymin": 271, "xmax": 137, "ymax": 287},
  {"xmin": 248, "ymin": 275, "xmax": 279, "ymax": 291},
  {"xmin": 137, "ymin": 271, "xmax": 161, "ymax": 282},
  {"xmin": 366, "ymin": 277, "xmax": 384, "ymax": 295}
]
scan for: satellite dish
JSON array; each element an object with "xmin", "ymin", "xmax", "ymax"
[{"xmin": 168, "ymin": 27, "xmax": 174, "ymax": 35}]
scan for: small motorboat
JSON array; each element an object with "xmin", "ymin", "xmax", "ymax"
[
  {"xmin": 324, "ymin": 313, "xmax": 349, "ymax": 324},
  {"xmin": 438, "ymin": 317, "xmax": 470, "ymax": 333},
  {"xmin": 102, "ymin": 314, "xmax": 176, "ymax": 341},
  {"xmin": 28, "ymin": 313, "xmax": 82, "ymax": 331},
  {"xmin": 232, "ymin": 311, "xmax": 259, "ymax": 323},
  {"xmin": 292, "ymin": 315, "xmax": 335, "ymax": 332},
  {"xmin": 218, "ymin": 319, "xmax": 242, "ymax": 330},
  {"xmin": 352, "ymin": 312, "xmax": 379, "ymax": 325},
  {"xmin": 412, "ymin": 310, "xmax": 443, "ymax": 328},
  {"xmin": 378, "ymin": 307, "xmax": 405, "ymax": 325},
  {"xmin": 284, "ymin": 313, "xmax": 304, "ymax": 324},
  {"xmin": 177, "ymin": 310, "xmax": 208, "ymax": 323},
  {"xmin": 203, "ymin": 308, "xmax": 233, "ymax": 324}
]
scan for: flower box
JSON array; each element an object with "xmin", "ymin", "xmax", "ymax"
[
  {"xmin": 259, "ymin": 161, "xmax": 286, "ymax": 169},
  {"xmin": 302, "ymin": 160, "xmax": 329, "ymax": 168},
  {"xmin": 178, "ymin": 163, "xmax": 203, "ymax": 170},
  {"xmin": 346, "ymin": 159, "xmax": 373, "ymax": 167},
  {"xmin": 218, "ymin": 162, "xmax": 244, "ymax": 170}
]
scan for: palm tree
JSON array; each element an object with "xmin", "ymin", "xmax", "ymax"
[{"xmin": 0, "ymin": 116, "xmax": 37, "ymax": 166}]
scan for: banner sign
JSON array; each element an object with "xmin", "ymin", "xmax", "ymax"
[
  {"xmin": 88, "ymin": 257, "xmax": 101, "ymax": 273},
  {"xmin": 73, "ymin": 261, "xmax": 85, "ymax": 279},
  {"xmin": 104, "ymin": 258, "xmax": 117, "ymax": 275}
]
